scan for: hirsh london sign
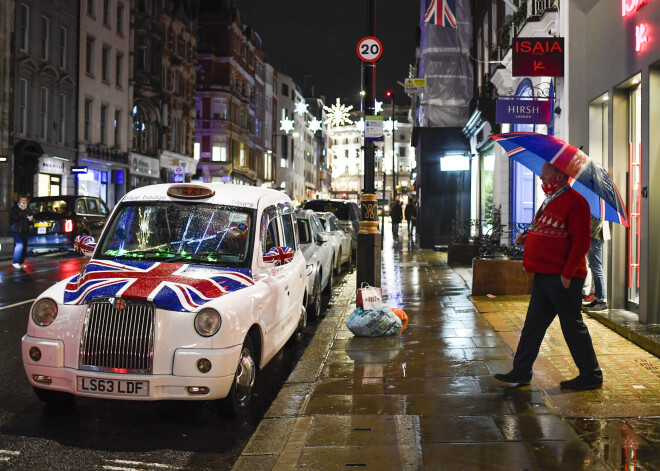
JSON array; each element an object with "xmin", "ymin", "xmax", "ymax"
[
  {"xmin": 496, "ymin": 99, "xmax": 552, "ymax": 125},
  {"xmin": 512, "ymin": 37, "xmax": 564, "ymax": 76}
]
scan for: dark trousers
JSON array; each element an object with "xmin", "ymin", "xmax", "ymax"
[
  {"xmin": 12, "ymin": 232, "xmax": 29, "ymax": 264},
  {"xmin": 513, "ymin": 273, "xmax": 602, "ymax": 378}
]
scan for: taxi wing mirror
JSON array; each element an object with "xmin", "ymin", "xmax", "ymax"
[
  {"xmin": 73, "ymin": 235, "xmax": 97, "ymax": 257},
  {"xmin": 262, "ymin": 246, "xmax": 294, "ymax": 266},
  {"xmin": 316, "ymin": 233, "xmax": 330, "ymax": 245}
]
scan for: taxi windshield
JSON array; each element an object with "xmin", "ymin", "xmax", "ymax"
[{"xmin": 97, "ymin": 202, "xmax": 254, "ymax": 266}]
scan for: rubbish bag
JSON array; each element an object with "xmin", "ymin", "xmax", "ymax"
[
  {"xmin": 390, "ymin": 308, "xmax": 408, "ymax": 333},
  {"xmin": 346, "ymin": 307, "xmax": 402, "ymax": 337}
]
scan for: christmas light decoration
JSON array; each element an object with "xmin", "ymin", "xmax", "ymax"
[
  {"xmin": 375, "ymin": 100, "xmax": 383, "ymax": 114},
  {"xmin": 355, "ymin": 118, "xmax": 364, "ymax": 132},
  {"xmin": 294, "ymin": 102, "xmax": 309, "ymax": 116},
  {"xmin": 323, "ymin": 98, "xmax": 354, "ymax": 127},
  {"xmin": 308, "ymin": 117, "xmax": 323, "ymax": 132},
  {"xmin": 375, "ymin": 149, "xmax": 384, "ymax": 159},
  {"xmin": 280, "ymin": 118, "xmax": 295, "ymax": 134},
  {"xmin": 384, "ymin": 118, "xmax": 399, "ymax": 133}
]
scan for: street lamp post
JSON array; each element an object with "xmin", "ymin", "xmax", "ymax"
[{"xmin": 390, "ymin": 93, "xmax": 396, "ymax": 201}]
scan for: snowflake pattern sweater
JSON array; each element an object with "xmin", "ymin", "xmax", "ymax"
[{"xmin": 523, "ymin": 187, "xmax": 591, "ymax": 279}]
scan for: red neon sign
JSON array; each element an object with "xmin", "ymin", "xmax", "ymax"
[
  {"xmin": 636, "ymin": 23, "xmax": 649, "ymax": 51},
  {"xmin": 622, "ymin": 0, "xmax": 648, "ymax": 17}
]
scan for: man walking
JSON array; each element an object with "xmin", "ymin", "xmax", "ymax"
[
  {"xmin": 495, "ymin": 162, "xmax": 603, "ymax": 390},
  {"xmin": 404, "ymin": 197, "xmax": 417, "ymax": 240},
  {"xmin": 390, "ymin": 199, "xmax": 403, "ymax": 239}
]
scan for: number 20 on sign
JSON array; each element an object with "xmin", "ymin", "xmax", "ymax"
[{"xmin": 357, "ymin": 36, "xmax": 383, "ymax": 63}]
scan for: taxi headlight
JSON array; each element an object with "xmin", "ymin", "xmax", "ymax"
[
  {"xmin": 194, "ymin": 308, "xmax": 222, "ymax": 337},
  {"xmin": 32, "ymin": 298, "xmax": 58, "ymax": 326}
]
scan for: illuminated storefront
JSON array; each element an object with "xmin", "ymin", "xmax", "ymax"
[{"xmin": 567, "ymin": 0, "xmax": 660, "ymax": 322}]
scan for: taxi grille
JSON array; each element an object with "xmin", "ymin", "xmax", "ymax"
[{"xmin": 79, "ymin": 298, "xmax": 155, "ymax": 374}]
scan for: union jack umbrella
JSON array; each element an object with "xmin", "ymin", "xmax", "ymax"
[
  {"xmin": 64, "ymin": 260, "xmax": 254, "ymax": 312},
  {"xmin": 424, "ymin": 0, "xmax": 457, "ymax": 28},
  {"xmin": 263, "ymin": 246, "xmax": 294, "ymax": 266},
  {"xmin": 73, "ymin": 235, "xmax": 97, "ymax": 255},
  {"xmin": 492, "ymin": 132, "xmax": 628, "ymax": 226}
]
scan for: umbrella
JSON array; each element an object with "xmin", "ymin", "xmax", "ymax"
[{"xmin": 491, "ymin": 132, "xmax": 628, "ymax": 227}]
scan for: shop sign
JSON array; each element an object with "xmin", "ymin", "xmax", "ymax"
[
  {"xmin": 512, "ymin": 38, "xmax": 564, "ymax": 77},
  {"xmin": 40, "ymin": 156, "xmax": 65, "ymax": 174},
  {"xmin": 496, "ymin": 99, "xmax": 552, "ymax": 125},
  {"xmin": 622, "ymin": 0, "xmax": 648, "ymax": 16},
  {"xmin": 130, "ymin": 153, "xmax": 159, "ymax": 177}
]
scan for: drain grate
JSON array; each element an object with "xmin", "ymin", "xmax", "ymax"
[{"xmin": 528, "ymin": 402, "xmax": 547, "ymax": 408}]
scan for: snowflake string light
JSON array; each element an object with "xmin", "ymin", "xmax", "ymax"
[
  {"xmin": 280, "ymin": 118, "xmax": 295, "ymax": 134},
  {"xmin": 294, "ymin": 102, "xmax": 309, "ymax": 116},
  {"xmin": 323, "ymin": 98, "xmax": 353, "ymax": 128},
  {"xmin": 308, "ymin": 117, "xmax": 323, "ymax": 133},
  {"xmin": 384, "ymin": 118, "xmax": 399, "ymax": 133},
  {"xmin": 355, "ymin": 118, "xmax": 364, "ymax": 132},
  {"xmin": 375, "ymin": 100, "xmax": 383, "ymax": 114},
  {"xmin": 375, "ymin": 149, "xmax": 384, "ymax": 159}
]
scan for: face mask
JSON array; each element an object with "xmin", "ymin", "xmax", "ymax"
[
  {"xmin": 541, "ymin": 180, "xmax": 561, "ymax": 196},
  {"xmin": 18, "ymin": 203, "xmax": 27, "ymax": 209}
]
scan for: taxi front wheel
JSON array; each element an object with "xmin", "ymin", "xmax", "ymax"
[{"xmin": 220, "ymin": 335, "xmax": 257, "ymax": 416}]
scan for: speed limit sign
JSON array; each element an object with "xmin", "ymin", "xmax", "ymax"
[{"xmin": 357, "ymin": 36, "xmax": 383, "ymax": 63}]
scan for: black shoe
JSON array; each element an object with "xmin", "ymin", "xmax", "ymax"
[
  {"xmin": 583, "ymin": 299, "xmax": 598, "ymax": 308},
  {"xmin": 494, "ymin": 369, "xmax": 532, "ymax": 385},
  {"xmin": 560, "ymin": 375, "xmax": 603, "ymax": 390},
  {"xmin": 587, "ymin": 302, "xmax": 608, "ymax": 312}
]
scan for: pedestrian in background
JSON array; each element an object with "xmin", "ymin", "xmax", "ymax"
[
  {"xmin": 390, "ymin": 199, "xmax": 403, "ymax": 239},
  {"xmin": 584, "ymin": 215, "xmax": 609, "ymax": 312},
  {"xmin": 495, "ymin": 162, "xmax": 603, "ymax": 391},
  {"xmin": 404, "ymin": 197, "xmax": 417, "ymax": 240},
  {"xmin": 10, "ymin": 195, "xmax": 33, "ymax": 269}
]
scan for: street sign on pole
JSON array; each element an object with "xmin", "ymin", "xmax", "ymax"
[{"xmin": 357, "ymin": 36, "xmax": 383, "ymax": 63}]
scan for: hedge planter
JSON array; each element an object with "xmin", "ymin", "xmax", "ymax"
[
  {"xmin": 447, "ymin": 243, "xmax": 479, "ymax": 265},
  {"xmin": 471, "ymin": 258, "xmax": 533, "ymax": 296}
]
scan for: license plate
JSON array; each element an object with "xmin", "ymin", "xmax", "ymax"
[
  {"xmin": 34, "ymin": 222, "xmax": 52, "ymax": 228},
  {"xmin": 76, "ymin": 376, "xmax": 149, "ymax": 396},
  {"xmin": 37, "ymin": 227, "xmax": 46, "ymax": 234}
]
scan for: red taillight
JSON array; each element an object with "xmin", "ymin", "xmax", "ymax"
[{"xmin": 64, "ymin": 219, "xmax": 73, "ymax": 233}]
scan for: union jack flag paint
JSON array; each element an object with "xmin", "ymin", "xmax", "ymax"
[
  {"xmin": 74, "ymin": 235, "xmax": 97, "ymax": 256},
  {"xmin": 263, "ymin": 247, "xmax": 294, "ymax": 266},
  {"xmin": 424, "ymin": 0, "xmax": 457, "ymax": 28},
  {"xmin": 64, "ymin": 260, "xmax": 254, "ymax": 312}
]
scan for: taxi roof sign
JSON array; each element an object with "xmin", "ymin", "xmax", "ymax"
[{"xmin": 167, "ymin": 185, "xmax": 215, "ymax": 199}]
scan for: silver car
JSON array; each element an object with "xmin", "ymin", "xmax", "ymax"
[
  {"xmin": 295, "ymin": 209, "xmax": 334, "ymax": 319},
  {"xmin": 317, "ymin": 211, "xmax": 352, "ymax": 275}
]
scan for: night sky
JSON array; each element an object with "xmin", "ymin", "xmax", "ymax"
[{"xmin": 228, "ymin": 0, "xmax": 421, "ymax": 107}]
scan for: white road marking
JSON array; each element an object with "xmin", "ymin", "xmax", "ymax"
[
  {"xmin": 103, "ymin": 460, "xmax": 183, "ymax": 470},
  {"xmin": 0, "ymin": 450, "xmax": 21, "ymax": 455},
  {"xmin": 0, "ymin": 299, "xmax": 36, "ymax": 311}
]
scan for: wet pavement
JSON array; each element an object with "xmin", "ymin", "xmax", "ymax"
[{"xmin": 234, "ymin": 224, "xmax": 660, "ymax": 471}]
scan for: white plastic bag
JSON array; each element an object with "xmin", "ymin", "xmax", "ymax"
[{"xmin": 346, "ymin": 307, "xmax": 402, "ymax": 337}]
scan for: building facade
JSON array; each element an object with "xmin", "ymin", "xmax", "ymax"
[
  {"xmin": 13, "ymin": 0, "xmax": 79, "ymax": 205},
  {"xmin": 0, "ymin": 0, "xmax": 14, "ymax": 235},
  {"xmin": 78, "ymin": 0, "xmax": 130, "ymax": 208}
]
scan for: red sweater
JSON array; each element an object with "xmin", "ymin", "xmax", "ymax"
[{"xmin": 523, "ymin": 188, "xmax": 591, "ymax": 279}]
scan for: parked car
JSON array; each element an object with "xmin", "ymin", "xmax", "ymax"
[
  {"xmin": 27, "ymin": 195, "xmax": 110, "ymax": 253},
  {"xmin": 303, "ymin": 199, "xmax": 360, "ymax": 254},
  {"xmin": 317, "ymin": 211, "xmax": 352, "ymax": 274},
  {"xmin": 22, "ymin": 183, "xmax": 307, "ymax": 415},
  {"xmin": 295, "ymin": 209, "xmax": 334, "ymax": 319}
]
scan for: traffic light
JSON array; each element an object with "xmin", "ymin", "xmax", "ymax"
[{"xmin": 385, "ymin": 91, "xmax": 392, "ymax": 98}]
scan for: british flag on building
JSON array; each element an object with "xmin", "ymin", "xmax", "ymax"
[
  {"xmin": 424, "ymin": 0, "xmax": 457, "ymax": 28},
  {"xmin": 63, "ymin": 260, "xmax": 254, "ymax": 312},
  {"xmin": 263, "ymin": 246, "xmax": 294, "ymax": 266}
]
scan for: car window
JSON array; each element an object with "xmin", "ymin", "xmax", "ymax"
[
  {"xmin": 327, "ymin": 218, "xmax": 339, "ymax": 231},
  {"xmin": 304, "ymin": 201, "xmax": 351, "ymax": 220},
  {"xmin": 98, "ymin": 200, "xmax": 109, "ymax": 215},
  {"xmin": 297, "ymin": 219, "xmax": 312, "ymax": 244},
  {"xmin": 98, "ymin": 202, "xmax": 254, "ymax": 265},
  {"xmin": 281, "ymin": 214, "xmax": 296, "ymax": 250},
  {"xmin": 260, "ymin": 206, "xmax": 279, "ymax": 252},
  {"xmin": 75, "ymin": 199, "xmax": 87, "ymax": 214},
  {"xmin": 29, "ymin": 199, "xmax": 70, "ymax": 214},
  {"xmin": 86, "ymin": 198, "xmax": 99, "ymax": 214},
  {"xmin": 310, "ymin": 216, "xmax": 325, "ymax": 238}
]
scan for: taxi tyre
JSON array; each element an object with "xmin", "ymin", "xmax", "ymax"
[
  {"xmin": 346, "ymin": 247, "xmax": 352, "ymax": 268},
  {"xmin": 220, "ymin": 335, "xmax": 257, "ymax": 416},
  {"xmin": 322, "ymin": 267, "xmax": 333, "ymax": 297},
  {"xmin": 33, "ymin": 386, "xmax": 74, "ymax": 406},
  {"xmin": 334, "ymin": 250, "xmax": 342, "ymax": 276},
  {"xmin": 307, "ymin": 275, "xmax": 322, "ymax": 319},
  {"xmin": 287, "ymin": 305, "xmax": 307, "ymax": 347}
]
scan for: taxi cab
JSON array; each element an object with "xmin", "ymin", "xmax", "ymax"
[{"xmin": 22, "ymin": 183, "xmax": 307, "ymax": 414}]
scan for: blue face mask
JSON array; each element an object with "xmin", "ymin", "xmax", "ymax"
[{"xmin": 18, "ymin": 202, "xmax": 27, "ymax": 209}]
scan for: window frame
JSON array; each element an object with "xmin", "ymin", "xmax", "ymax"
[
  {"xmin": 40, "ymin": 15, "xmax": 50, "ymax": 61},
  {"xmin": 18, "ymin": 4, "xmax": 29, "ymax": 52},
  {"xmin": 39, "ymin": 86, "xmax": 48, "ymax": 140}
]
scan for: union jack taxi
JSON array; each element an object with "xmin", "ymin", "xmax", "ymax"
[{"xmin": 22, "ymin": 183, "xmax": 307, "ymax": 414}]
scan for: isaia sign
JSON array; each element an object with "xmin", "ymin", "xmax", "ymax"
[{"xmin": 512, "ymin": 38, "xmax": 564, "ymax": 77}]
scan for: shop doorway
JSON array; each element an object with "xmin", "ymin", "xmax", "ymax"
[
  {"xmin": 627, "ymin": 85, "xmax": 642, "ymax": 308},
  {"xmin": 37, "ymin": 173, "xmax": 61, "ymax": 197}
]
